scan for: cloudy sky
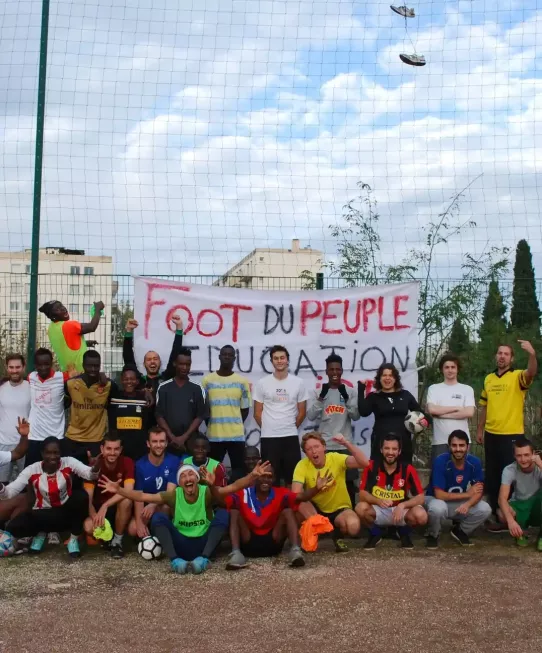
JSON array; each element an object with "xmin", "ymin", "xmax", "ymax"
[{"xmin": 1, "ymin": 0, "xmax": 541, "ymax": 279}]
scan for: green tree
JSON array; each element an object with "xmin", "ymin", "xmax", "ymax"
[
  {"xmin": 510, "ymin": 239, "xmax": 541, "ymax": 333},
  {"xmin": 329, "ymin": 177, "xmax": 509, "ymax": 393},
  {"xmin": 111, "ymin": 301, "xmax": 134, "ymax": 347},
  {"xmin": 447, "ymin": 318, "xmax": 470, "ymax": 357}
]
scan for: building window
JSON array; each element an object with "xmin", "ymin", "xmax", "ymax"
[
  {"xmin": 8, "ymin": 319, "xmax": 20, "ymax": 330},
  {"xmin": 25, "ymin": 284, "xmax": 30, "ymax": 294},
  {"xmin": 69, "ymin": 285, "xmax": 78, "ymax": 295},
  {"xmin": 24, "ymin": 303, "xmax": 30, "ymax": 311},
  {"xmin": 83, "ymin": 304, "xmax": 92, "ymax": 313},
  {"xmin": 10, "ymin": 283, "xmax": 21, "ymax": 294},
  {"xmin": 70, "ymin": 266, "xmax": 80, "ymax": 275},
  {"xmin": 69, "ymin": 303, "xmax": 78, "ymax": 313},
  {"xmin": 25, "ymin": 265, "xmax": 31, "ymax": 274},
  {"xmin": 10, "ymin": 302, "xmax": 19, "ymax": 311},
  {"xmin": 259, "ymin": 257, "xmax": 264, "ymax": 261},
  {"xmin": 84, "ymin": 267, "xmax": 94, "ymax": 276},
  {"xmin": 83, "ymin": 285, "xmax": 93, "ymax": 295}
]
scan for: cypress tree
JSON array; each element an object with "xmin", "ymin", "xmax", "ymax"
[
  {"xmin": 448, "ymin": 318, "xmax": 470, "ymax": 356},
  {"xmin": 510, "ymin": 239, "xmax": 541, "ymax": 332}
]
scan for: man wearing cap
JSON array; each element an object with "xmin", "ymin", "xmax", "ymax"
[
  {"xmin": 39, "ymin": 299, "xmax": 105, "ymax": 373},
  {"xmin": 99, "ymin": 459, "xmax": 271, "ymax": 574}
]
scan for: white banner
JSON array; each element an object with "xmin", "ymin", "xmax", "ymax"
[{"xmin": 133, "ymin": 277, "xmax": 419, "ymax": 455}]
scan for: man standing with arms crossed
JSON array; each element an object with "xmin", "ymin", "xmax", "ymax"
[
  {"xmin": 477, "ymin": 341, "xmax": 537, "ymax": 531},
  {"xmin": 253, "ymin": 346, "xmax": 308, "ymax": 486},
  {"xmin": 426, "ymin": 354, "xmax": 475, "ymax": 461}
]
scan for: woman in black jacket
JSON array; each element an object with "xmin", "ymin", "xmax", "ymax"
[{"xmin": 358, "ymin": 363, "xmax": 425, "ymax": 464}]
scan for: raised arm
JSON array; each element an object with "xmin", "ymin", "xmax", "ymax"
[
  {"xmin": 80, "ymin": 301, "xmax": 105, "ymax": 335},
  {"xmin": 519, "ymin": 340, "xmax": 538, "ymax": 383},
  {"xmin": 332, "ymin": 434, "xmax": 369, "ymax": 469},
  {"xmin": 201, "ymin": 461, "xmax": 271, "ymax": 505},
  {"xmin": 10, "ymin": 418, "xmax": 30, "ymax": 461},
  {"xmin": 357, "ymin": 383, "xmax": 375, "ymax": 417},
  {"xmin": 163, "ymin": 315, "xmax": 184, "ymax": 380}
]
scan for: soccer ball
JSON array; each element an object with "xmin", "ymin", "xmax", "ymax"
[
  {"xmin": 0, "ymin": 530, "xmax": 15, "ymax": 557},
  {"xmin": 137, "ymin": 536, "xmax": 162, "ymax": 561},
  {"xmin": 404, "ymin": 410, "xmax": 428, "ymax": 435}
]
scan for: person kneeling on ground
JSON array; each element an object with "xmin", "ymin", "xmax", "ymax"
[
  {"xmin": 292, "ymin": 432, "xmax": 369, "ymax": 552},
  {"xmin": 356, "ymin": 434, "xmax": 427, "ymax": 549},
  {"xmin": 83, "ymin": 433, "xmax": 134, "ymax": 559},
  {"xmin": 497, "ymin": 436, "xmax": 542, "ymax": 550},
  {"xmin": 0, "ymin": 419, "xmax": 30, "ymax": 528},
  {"xmin": 98, "ymin": 460, "xmax": 271, "ymax": 574},
  {"xmin": 425, "ymin": 429, "xmax": 491, "ymax": 548},
  {"xmin": 0, "ymin": 435, "xmax": 101, "ymax": 557},
  {"xmin": 225, "ymin": 463, "xmax": 332, "ymax": 570}
]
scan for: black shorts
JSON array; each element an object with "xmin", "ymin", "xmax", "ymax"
[
  {"xmin": 260, "ymin": 436, "xmax": 301, "ymax": 485},
  {"xmin": 241, "ymin": 531, "xmax": 285, "ymax": 558},
  {"xmin": 315, "ymin": 506, "xmax": 348, "ymax": 526}
]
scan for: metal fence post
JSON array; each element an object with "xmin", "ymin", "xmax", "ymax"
[{"xmin": 27, "ymin": 0, "xmax": 51, "ymax": 371}]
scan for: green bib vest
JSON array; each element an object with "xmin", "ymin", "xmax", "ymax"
[
  {"xmin": 48, "ymin": 321, "xmax": 87, "ymax": 372},
  {"xmin": 183, "ymin": 457, "xmax": 219, "ymax": 485},
  {"xmin": 173, "ymin": 485, "xmax": 210, "ymax": 538}
]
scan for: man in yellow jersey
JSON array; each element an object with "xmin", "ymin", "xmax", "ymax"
[
  {"xmin": 64, "ymin": 350, "xmax": 112, "ymax": 462},
  {"xmin": 39, "ymin": 299, "xmax": 104, "ymax": 373},
  {"xmin": 476, "ymin": 341, "xmax": 537, "ymax": 530},
  {"xmin": 292, "ymin": 432, "xmax": 369, "ymax": 552}
]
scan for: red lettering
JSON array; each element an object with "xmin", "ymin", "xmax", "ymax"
[
  {"xmin": 165, "ymin": 305, "xmax": 194, "ymax": 335},
  {"xmin": 378, "ymin": 296, "xmax": 394, "ymax": 331},
  {"xmin": 322, "ymin": 299, "xmax": 343, "ymax": 335},
  {"xmin": 344, "ymin": 299, "xmax": 361, "ymax": 334},
  {"xmin": 361, "ymin": 298, "xmax": 376, "ymax": 332},
  {"xmin": 196, "ymin": 309, "xmax": 224, "ymax": 337},
  {"xmin": 144, "ymin": 281, "xmax": 190, "ymax": 339},
  {"xmin": 394, "ymin": 295, "xmax": 410, "ymax": 330},
  {"xmin": 220, "ymin": 304, "xmax": 253, "ymax": 343},
  {"xmin": 300, "ymin": 300, "xmax": 322, "ymax": 336}
]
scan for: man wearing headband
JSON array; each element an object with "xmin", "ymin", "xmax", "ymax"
[
  {"xmin": 99, "ymin": 459, "xmax": 271, "ymax": 574},
  {"xmin": 38, "ymin": 299, "xmax": 104, "ymax": 373}
]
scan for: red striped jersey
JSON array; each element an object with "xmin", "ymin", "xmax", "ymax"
[{"xmin": 0, "ymin": 457, "xmax": 97, "ymax": 509}]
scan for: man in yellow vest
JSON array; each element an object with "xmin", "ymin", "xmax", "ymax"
[{"xmin": 38, "ymin": 299, "xmax": 105, "ymax": 373}]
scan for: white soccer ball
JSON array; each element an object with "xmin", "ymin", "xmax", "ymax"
[
  {"xmin": 137, "ymin": 535, "xmax": 162, "ymax": 561},
  {"xmin": 404, "ymin": 410, "xmax": 427, "ymax": 435},
  {"xmin": 0, "ymin": 530, "xmax": 15, "ymax": 557}
]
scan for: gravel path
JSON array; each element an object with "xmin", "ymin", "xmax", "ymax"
[{"xmin": 1, "ymin": 535, "xmax": 541, "ymax": 653}]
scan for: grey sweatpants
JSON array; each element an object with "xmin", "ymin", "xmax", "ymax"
[{"xmin": 425, "ymin": 497, "xmax": 491, "ymax": 537}]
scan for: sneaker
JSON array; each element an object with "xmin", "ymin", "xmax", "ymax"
[
  {"xmin": 486, "ymin": 521, "xmax": 508, "ymax": 534},
  {"xmin": 399, "ymin": 53, "xmax": 426, "ymax": 66},
  {"xmin": 385, "ymin": 526, "xmax": 400, "ymax": 541},
  {"xmin": 48, "ymin": 532, "xmax": 61, "ymax": 545},
  {"xmin": 191, "ymin": 556, "xmax": 210, "ymax": 574},
  {"xmin": 66, "ymin": 537, "xmax": 81, "ymax": 559},
  {"xmin": 400, "ymin": 534, "xmax": 414, "ymax": 549},
  {"xmin": 426, "ymin": 535, "xmax": 439, "ymax": 549},
  {"xmin": 390, "ymin": 5, "xmax": 415, "ymax": 17},
  {"xmin": 288, "ymin": 546, "xmax": 306, "ymax": 568},
  {"xmin": 226, "ymin": 550, "xmax": 248, "ymax": 570},
  {"xmin": 363, "ymin": 535, "xmax": 382, "ymax": 550},
  {"xmin": 334, "ymin": 538, "xmax": 349, "ymax": 553},
  {"xmin": 450, "ymin": 525, "xmax": 473, "ymax": 546},
  {"xmin": 29, "ymin": 532, "xmax": 46, "ymax": 554},
  {"xmin": 516, "ymin": 535, "xmax": 529, "ymax": 548},
  {"xmin": 171, "ymin": 558, "xmax": 189, "ymax": 574},
  {"xmin": 110, "ymin": 544, "xmax": 124, "ymax": 559},
  {"xmin": 537, "ymin": 537, "xmax": 542, "ymax": 552}
]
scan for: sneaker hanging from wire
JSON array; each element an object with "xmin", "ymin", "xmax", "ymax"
[
  {"xmin": 391, "ymin": 5, "xmax": 415, "ymax": 17},
  {"xmin": 399, "ymin": 53, "xmax": 426, "ymax": 66}
]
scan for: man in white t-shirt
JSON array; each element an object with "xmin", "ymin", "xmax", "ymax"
[
  {"xmin": 26, "ymin": 348, "xmax": 69, "ymax": 467},
  {"xmin": 426, "ymin": 354, "xmax": 475, "ymax": 461},
  {"xmin": 0, "ymin": 354, "xmax": 31, "ymax": 483},
  {"xmin": 253, "ymin": 345, "xmax": 308, "ymax": 485}
]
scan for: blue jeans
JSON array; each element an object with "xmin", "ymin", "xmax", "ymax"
[{"xmin": 151, "ymin": 509, "xmax": 229, "ymax": 561}]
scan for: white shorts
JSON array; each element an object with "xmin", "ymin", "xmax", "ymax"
[{"xmin": 373, "ymin": 505, "xmax": 407, "ymax": 527}]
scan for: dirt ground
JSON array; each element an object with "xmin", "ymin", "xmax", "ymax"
[{"xmin": 1, "ymin": 532, "xmax": 542, "ymax": 653}]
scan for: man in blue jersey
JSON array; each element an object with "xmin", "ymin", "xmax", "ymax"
[
  {"xmin": 425, "ymin": 429, "xmax": 491, "ymax": 548},
  {"xmin": 128, "ymin": 425, "xmax": 182, "ymax": 539}
]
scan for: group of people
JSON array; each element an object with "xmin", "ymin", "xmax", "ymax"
[{"xmin": 0, "ymin": 298, "xmax": 540, "ymax": 573}]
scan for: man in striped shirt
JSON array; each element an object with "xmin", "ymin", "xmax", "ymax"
[
  {"xmin": 0, "ymin": 436, "xmax": 100, "ymax": 557},
  {"xmin": 201, "ymin": 346, "xmax": 251, "ymax": 479}
]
